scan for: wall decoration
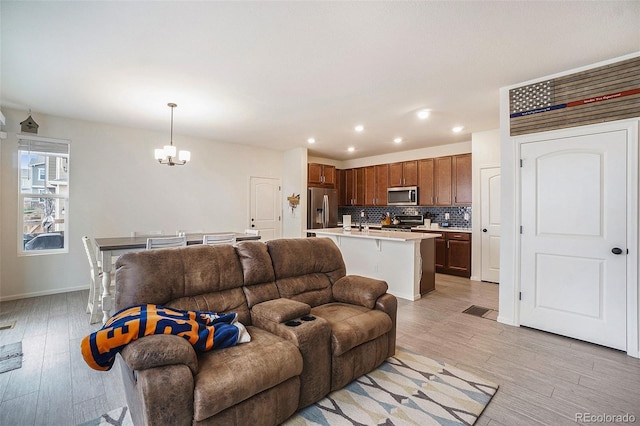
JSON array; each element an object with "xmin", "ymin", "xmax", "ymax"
[
  {"xmin": 20, "ymin": 112, "xmax": 39, "ymax": 134},
  {"xmin": 287, "ymin": 193, "xmax": 300, "ymax": 213},
  {"xmin": 509, "ymin": 56, "xmax": 640, "ymax": 136}
]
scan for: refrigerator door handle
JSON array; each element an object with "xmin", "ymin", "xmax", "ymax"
[{"xmin": 322, "ymin": 194, "xmax": 329, "ymax": 228}]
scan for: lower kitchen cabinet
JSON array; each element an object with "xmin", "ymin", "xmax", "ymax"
[
  {"xmin": 416, "ymin": 230, "xmax": 471, "ymax": 278},
  {"xmin": 445, "ymin": 232, "xmax": 471, "ymax": 277}
]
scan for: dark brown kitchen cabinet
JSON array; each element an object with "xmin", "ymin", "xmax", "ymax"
[
  {"xmin": 374, "ymin": 164, "xmax": 388, "ymax": 206},
  {"xmin": 452, "ymin": 153, "xmax": 472, "ymax": 205},
  {"xmin": 363, "ymin": 165, "xmax": 388, "ymax": 206},
  {"xmin": 417, "ymin": 158, "xmax": 434, "ymax": 206},
  {"xmin": 434, "ymin": 156, "xmax": 452, "ymax": 206},
  {"xmin": 434, "ymin": 234, "xmax": 446, "ymax": 270},
  {"xmin": 336, "ymin": 169, "xmax": 346, "ymax": 206},
  {"xmin": 446, "ymin": 233, "xmax": 471, "ymax": 276},
  {"xmin": 388, "ymin": 161, "xmax": 418, "ymax": 187},
  {"xmin": 308, "ymin": 163, "xmax": 335, "ymax": 188},
  {"xmin": 364, "ymin": 166, "xmax": 376, "ymax": 205},
  {"xmin": 414, "ymin": 230, "xmax": 471, "ymax": 278},
  {"xmin": 344, "ymin": 167, "xmax": 365, "ymax": 206}
]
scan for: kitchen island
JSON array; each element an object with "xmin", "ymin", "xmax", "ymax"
[{"xmin": 310, "ymin": 228, "xmax": 441, "ymax": 301}]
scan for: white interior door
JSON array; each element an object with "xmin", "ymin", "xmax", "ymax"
[
  {"xmin": 481, "ymin": 167, "xmax": 501, "ymax": 283},
  {"xmin": 249, "ymin": 177, "xmax": 281, "ymax": 241},
  {"xmin": 520, "ymin": 129, "xmax": 627, "ymax": 350}
]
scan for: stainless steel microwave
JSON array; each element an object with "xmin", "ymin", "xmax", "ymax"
[{"xmin": 387, "ymin": 186, "xmax": 418, "ymax": 206}]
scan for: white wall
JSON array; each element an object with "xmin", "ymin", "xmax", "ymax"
[
  {"xmin": 0, "ymin": 108, "xmax": 285, "ymax": 300},
  {"xmin": 282, "ymin": 147, "xmax": 307, "ymax": 238},
  {"xmin": 471, "ymin": 129, "xmax": 500, "ymax": 282}
]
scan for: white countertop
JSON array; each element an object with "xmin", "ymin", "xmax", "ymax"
[
  {"xmin": 337, "ymin": 224, "xmax": 472, "ymax": 233},
  {"xmin": 310, "ymin": 228, "xmax": 441, "ymax": 241}
]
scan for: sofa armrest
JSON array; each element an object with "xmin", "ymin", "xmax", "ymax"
[
  {"xmin": 332, "ymin": 275, "xmax": 388, "ymax": 309},
  {"xmin": 120, "ymin": 334, "xmax": 198, "ymax": 375},
  {"xmin": 251, "ymin": 298, "xmax": 311, "ymax": 323}
]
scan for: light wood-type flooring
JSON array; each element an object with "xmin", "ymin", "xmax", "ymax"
[{"xmin": 0, "ymin": 274, "xmax": 639, "ymax": 425}]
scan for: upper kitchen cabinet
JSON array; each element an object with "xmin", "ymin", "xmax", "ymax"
[
  {"xmin": 452, "ymin": 153, "xmax": 472, "ymax": 205},
  {"xmin": 364, "ymin": 166, "xmax": 375, "ymax": 206},
  {"xmin": 374, "ymin": 164, "xmax": 388, "ymax": 206},
  {"xmin": 308, "ymin": 163, "xmax": 336, "ymax": 188},
  {"xmin": 434, "ymin": 156, "xmax": 453, "ymax": 206},
  {"xmin": 336, "ymin": 169, "xmax": 346, "ymax": 206},
  {"xmin": 363, "ymin": 164, "xmax": 389, "ymax": 206},
  {"xmin": 388, "ymin": 161, "xmax": 418, "ymax": 187},
  {"xmin": 344, "ymin": 167, "xmax": 365, "ymax": 206},
  {"xmin": 417, "ymin": 158, "xmax": 434, "ymax": 206}
]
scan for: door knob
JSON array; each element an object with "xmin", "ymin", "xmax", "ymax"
[
  {"xmin": 251, "ymin": 224, "xmax": 255, "ymax": 228},
  {"xmin": 611, "ymin": 247, "xmax": 623, "ymax": 255},
  {"xmin": 482, "ymin": 228, "xmax": 488, "ymax": 232}
]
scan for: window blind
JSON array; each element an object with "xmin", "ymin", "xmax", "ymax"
[{"xmin": 18, "ymin": 134, "xmax": 70, "ymax": 156}]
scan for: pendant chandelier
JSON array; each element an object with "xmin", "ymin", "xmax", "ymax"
[{"xmin": 154, "ymin": 103, "xmax": 190, "ymax": 166}]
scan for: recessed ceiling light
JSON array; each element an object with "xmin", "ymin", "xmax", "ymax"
[
  {"xmin": 394, "ymin": 137, "xmax": 402, "ymax": 144},
  {"xmin": 354, "ymin": 125, "xmax": 364, "ymax": 132},
  {"xmin": 452, "ymin": 126, "xmax": 464, "ymax": 133},
  {"xmin": 417, "ymin": 109, "xmax": 430, "ymax": 120},
  {"xmin": 307, "ymin": 137, "xmax": 315, "ymax": 144},
  {"xmin": 347, "ymin": 147, "xmax": 355, "ymax": 152}
]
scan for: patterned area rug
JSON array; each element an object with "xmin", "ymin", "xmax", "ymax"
[
  {"xmin": 284, "ymin": 349, "xmax": 498, "ymax": 425},
  {"xmin": 85, "ymin": 350, "xmax": 498, "ymax": 426}
]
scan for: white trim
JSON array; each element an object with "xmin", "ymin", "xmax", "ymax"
[
  {"xmin": 0, "ymin": 284, "xmax": 88, "ymax": 302},
  {"xmin": 626, "ymin": 120, "xmax": 639, "ymax": 357},
  {"xmin": 17, "ymin": 134, "xmax": 70, "ymax": 144},
  {"xmin": 512, "ymin": 119, "xmax": 639, "ymax": 358},
  {"xmin": 248, "ymin": 175, "xmax": 283, "ymax": 240},
  {"xmin": 476, "ymin": 165, "xmax": 501, "ymax": 284}
]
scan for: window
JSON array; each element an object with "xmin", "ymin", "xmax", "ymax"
[{"xmin": 18, "ymin": 135, "xmax": 70, "ymax": 254}]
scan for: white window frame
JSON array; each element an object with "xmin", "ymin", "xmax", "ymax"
[{"xmin": 17, "ymin": 134, "xmax": 70, "ymax": 256}]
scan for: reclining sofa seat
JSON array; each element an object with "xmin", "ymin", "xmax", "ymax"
[
  {"xmin": 113, "ymin": 237, "xmax": 397, "ymax": 426},
  {"xmin": 115, "ymin": 244, "xmax": 303, "ymax": 426},
  {"xmin": 263, "ymin": 238, "xmax": 397, "ymax": 391}
]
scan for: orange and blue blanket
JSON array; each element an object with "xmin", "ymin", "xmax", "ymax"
[{"xmin": 81, "ymin": 304, "xmax": 251, "ymax": 371}]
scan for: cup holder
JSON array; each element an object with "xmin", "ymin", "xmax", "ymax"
[{"xmin": 300, "ymin": 315, "xmax": 316, "ymax": 321}]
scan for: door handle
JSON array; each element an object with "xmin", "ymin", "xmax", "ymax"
[
  {"xmin": 251, "ymin": 224, "xmax": 255, "ymax": 228},
  {"xmin": 482, "ymin": 228, "xmax": 487, "ymax": 232},
  {"xmin": 611, "ymin": 247, "xmax": 623, "ymax": 255}
]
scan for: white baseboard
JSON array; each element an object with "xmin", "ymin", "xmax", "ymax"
[
  {"xmin": 0, "ymin": 284, "xmax": 89, "ymax": 302},
  {"xmin": 497, "ymin": 315, "xmax": 517, "ymax": 326}
]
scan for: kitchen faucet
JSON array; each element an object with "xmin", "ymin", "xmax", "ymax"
[{"xmin": 359, "ymin": 210, "xmax": 369, "ymax": 231}]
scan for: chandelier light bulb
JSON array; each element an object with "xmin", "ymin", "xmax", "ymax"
[{"xmin": 155, "ymin": 103, "xmax": 190, "ymax": 166}]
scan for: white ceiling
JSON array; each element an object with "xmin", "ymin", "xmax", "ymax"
[{"xmin": 2, "ymin": 1, "xmax": 639, "ymax": 160}]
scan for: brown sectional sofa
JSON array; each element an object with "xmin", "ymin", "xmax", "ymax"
[{"xmin": 114, "ymin": 237, "xmax": 397, "ymax": 425}]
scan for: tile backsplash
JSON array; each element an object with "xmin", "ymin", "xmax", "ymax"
[{"xmin": 338, "ymin": 205, "xmax": 472, "ymax": 228}]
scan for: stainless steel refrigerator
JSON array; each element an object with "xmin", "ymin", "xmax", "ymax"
[{"xmin": 308, "ymin": 187, "xmax": 338, "ymax": 229}]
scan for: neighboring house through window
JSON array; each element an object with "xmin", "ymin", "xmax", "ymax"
[{"xmin": 18, "ymin": 135, "xmax": 70, "ymax": 254}]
